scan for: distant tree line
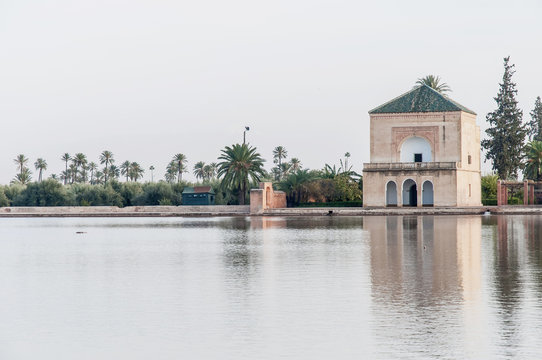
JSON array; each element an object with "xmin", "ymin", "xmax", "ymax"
[{"xmin": 1, "ymin": 144, "xmax": 362, "ymax": 207}]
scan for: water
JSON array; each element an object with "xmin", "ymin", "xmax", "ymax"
[{"xmin": 0, "ymin": 215, "xmax": 541, "ymax": 359}]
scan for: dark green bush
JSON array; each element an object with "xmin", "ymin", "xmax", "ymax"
[
  {"xmin": 133, "ymin": 182, "xmax": 181, "ymax": 206},
  {"xmin": 12, "ymin": 180, "xmax": 74, "ymax": 206},
  {"xmin": 482, "ymin": 198, "xmax": 497, "ymax": 206},
  {"xmin": 68, "ymin": 184, "xmax": 123, "ymax": 207},
  {"xmin": 297, "ymin": 201, "xmax": 363, "ymax": 207}
]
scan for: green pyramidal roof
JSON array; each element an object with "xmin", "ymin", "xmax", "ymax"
[{"xmin": 369, "ymin": 84, "xmax": 476, "ymax": 115}]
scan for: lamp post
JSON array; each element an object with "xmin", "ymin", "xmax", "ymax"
[{"xmin": 243, "ymin": 126, "xmax": 250, "ymax": 144}]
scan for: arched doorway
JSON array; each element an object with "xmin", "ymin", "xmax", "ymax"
[
  {"xmin": 400, "ymin": 136, "xmax": 432, "ymax": 162},
  {"xmin": 402, "ymin": 179, "xmax": 417, "ymax": 207},
  {"xmin": 386, "ymin": 181, "xmax": 397, "ymax": 207},
  {"xmin": 422, "ymin": 181, "xmax": 434, "ymax": 207}
]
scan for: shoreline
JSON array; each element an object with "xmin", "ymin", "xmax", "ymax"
[{"xmin": 2, "ymin": 205, "xmax": 542, "ymax": 217}]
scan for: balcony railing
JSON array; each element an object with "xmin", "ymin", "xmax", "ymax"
[{"xmin": 363, "ymin": 162, "xmax": 460, "ymax": 171}]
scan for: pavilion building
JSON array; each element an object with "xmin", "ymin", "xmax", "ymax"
[{"xmin": 362, "ymin": 84, "xmax": 482, "ymax": 207}]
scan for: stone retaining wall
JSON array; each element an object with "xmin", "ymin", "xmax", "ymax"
[{"xmin": 0, "ymin": 205, "xmax": 250, "ymax": 217}]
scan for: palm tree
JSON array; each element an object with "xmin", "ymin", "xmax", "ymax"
[
  {"xmin": 165, "ymin": 166, "xmax": 177, "ymax": 183},
  {"xmin": 165, "ymin": 161, "xmax": 178, "ymax": 183},
  {"xmin": 193, "ymin": 161, "xmax": 206, "ymax": 181},
  {"xmin": 129, "ymin": 162, "xmax": 144, "ymax": 182},
  {"xmin": 217, "ymin": 143, "xmax": 265, "ymax": 205},
  {"xmin": 149, "ymin": 165, "xmax": 155, "ymax": 182},
  {"xmin": 279, "ymin": 169, "xmax": 317, "ymax": 206},
  {"xmin": 525, "ymin": 141, "xmax": 542, "ymax": 181},
  {"xmin": 73, "ymin": 153, "xmax": 87, "ymax": 182},
  {"xmin": 61, "ymin": 153, "xmax": 70, "ymax": 185},
  {"xmin": 209, "ymin": 163, "xmax": 218, "ymax": 179},
  {"xmin": 88, "ymin": 162, "xmax": 98, "ymax": 184},
  {"xmin": 290, "ymin": 158, "xmax": 302, "ymax": 172},
  {"xmin": 415, "ymin": 75, "xmax": 451, "ymax": 94},
  {"xmin": 14, "ymin": 154, "xmax": 29, "ymax": 178},
  {"xmin": 120, "ymin": 161, "xmax": 131, "ymax": 182},
  {"xmin": 99, "ymin": 150, "xmax": 114, "ymax": 184},
  {"xmin": 108, "ymin": 164, "xmax": 120, "ymax": 181},
  {"xmin": 12, "ymin": 168, "xmax": 32, "ymax": 185},
  {"xmin": 272, "ymin": 146, "xmax": 288, "ymax": 180},
  {"xmin": 172, "ymin": 153, "xmax": 188, "ymax": 183},
  {"xmin": 34, "ymin": 158, "xmax": 47, "ymax": 182},
  {"xmin": 203, "ymin": 164, "xmax": 215, "ymax": 181}
]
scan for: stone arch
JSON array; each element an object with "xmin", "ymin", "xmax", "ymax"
[
  {"xmin": 399, "ymin": 136, "xmax": 432, "ymax": 163},
  {"xmin": 422, "ymin": 180, "xmax": 434, "ymax": 207},
  {"xmin": 386, "ymin": 181, "xmax": 398, "ymax": 207},
  {"xmin": 402, "ymin": 179, "xmax": 417, "ymax": 207}
]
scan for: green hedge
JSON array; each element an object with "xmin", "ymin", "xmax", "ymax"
[
  {"xmin": 482, "ymin": 198, "xmax": 497, "ymax": 206},
  {"xmin": 297, "ymin": 201, "xmax": 363, "ymax": 208}
]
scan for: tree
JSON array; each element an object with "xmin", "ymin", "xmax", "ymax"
[
  {"xmin": 524, "ymin": 141, "xmax": 542, "ymax": 181},
  {"xmin": 203, "ymin": 164, "xmax": 216, "ymax": 181},
  {"xmin": 88, "ymin": 162, "xmax": 98, "ymax": 184},
  {"xmin": 61, "ymin": 153, "xmax": 70, "ymax": 185},
  {"xmin": 34, "ymin": 158, "xmax": 47, "ymax": 182},
  {"xmin": 290, "ymin": 158, "xmax": 302, "ymax": 172},
  {"xmin": 165, "ymin": 161, "xmax": 177, "ymax": 183},
  {"xmin": 279, "ymin": 169, "xmax": 317, "ymax": 206},
  {"xmin": 120, "ymin": 161, "xmax": 131, "ymax": 182},
  {"xmin": 217, "ymin": 143, "xmax": 265, "ymax": 205},
  {"xmin": 193, "ymin": 161, "xmax": 206, "ymax": 180},
  {"xmin": 172, "ymin": 153, "xmax": 188, "ymax": 183},
  {"xmin": 129, "ymin": 162, "xmax": 144, "ymax": 182},
  {"xmin": 272, "ymin": 146, "xmax": 288, "ymax": 180},
  {"xmin": 99, "ymin": 150, "xmax": 114, "ymax": 185},
  {"xmin": 482, "ymin": 57, "xmax": 526, "ymax": 179},
  {"xmin": 415, "ymin": 75, "xmax": 451, "ymax": 94},
  {"xmin": 528, "ymin": 96, "xmax": 542, "ymax": 141},
  {"xmin": 108, "ymin": 164, "xmax": 120, "ymax": 181},
  {"xmin": 73, "ymin": 153, "xmax": 87, "ymax": 183},
  {"xmin": 14, "ymin": 154, "xmax": 29, "ymax": 178},
  {"xmin": 12, "ymin": 168, "xmax": 32, "ymax": 185}
]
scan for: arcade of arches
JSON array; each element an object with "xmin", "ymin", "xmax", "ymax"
[{"xmin": 386, "ymin": 179, "xmax": 434, "ymax": 207}]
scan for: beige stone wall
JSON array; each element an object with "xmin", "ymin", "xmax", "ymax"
[
  {"xmin": 249, "ymin": 182, "xmax": 287, "ymax": 213},
  {"xmin": 456, "ymin": 170, "xmax": 482, "ymax": 206},
  {"xmin": 370, "ymin": 112, "xmax": 463, "ymax": 163},
  {"xmin": 364, "ymin": 110, "xmax": 481, "ymax": 207},
  {"xmin": 363, "ymin": 169, "xmax": 458, "ymax": 207}
]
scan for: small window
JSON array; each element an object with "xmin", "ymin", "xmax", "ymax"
[
  {"xmin": 469, "ymin": 184, "xmax": 471, "ymax": 197},
  {"xmin": 414, "ymin": 153, "xmax": 422, "ymax": 162},
  {"xmin": 468, "ymin": 155, "xmax": 472, "ymax": 164}
]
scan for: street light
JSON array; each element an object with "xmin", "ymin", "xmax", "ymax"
[{"xmin": 243, "ymin": 126, "xmax": 250, "ymax": 144}]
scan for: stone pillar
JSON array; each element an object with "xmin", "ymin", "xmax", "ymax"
[
  {"xmin": 249, "ymin": 189, "xmax": 265, "ymax": 214},
  {"xmin": 417, "ymin": 183, "xmax": 422, "ymax": 207},
  {"xmin": 497, "ymin": 180, "xmax": 502, "ymax": 206},
  {"xmin": 530, "ymin": 183, "xmax": 535, "ymax": 205},
  {"xmin": 524, "ymin": 180, "xmax": 529, "ymax": 205},
  {"xmin": 398, "ymin": 183, "xmax": 403, "ymax": 207}
]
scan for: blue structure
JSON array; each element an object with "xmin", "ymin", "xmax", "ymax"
[{"xmin": 181, "ymin": 186, "xmax": 216, "ymax": 205}]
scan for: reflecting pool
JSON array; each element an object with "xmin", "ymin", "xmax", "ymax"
[{"xmin": 0, "ymin": 215, "xmax": 540, "ymax": 359}]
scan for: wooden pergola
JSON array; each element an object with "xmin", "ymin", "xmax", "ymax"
[{"xmin": 496, "ymin": 180, "xmax": 539, "ymax": 206}]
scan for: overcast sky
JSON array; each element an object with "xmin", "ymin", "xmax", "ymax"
[{"xmin": 1, "ymin": 0, "xmax": 541, "ymax": 184}]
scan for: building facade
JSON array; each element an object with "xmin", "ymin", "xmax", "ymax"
[
  {"xmin": 181, "ymin": 186, "xmax": 215, "ymax": 205},
  {"xmin": 363, "ymin": 85, "xmax": 481, "ymax": 207}
]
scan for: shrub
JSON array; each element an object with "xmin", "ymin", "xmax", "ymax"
[
  {"xmin": 68, "ymin": 184, "xmax": 123, "ymax": 207},
  {"xmin": 12, "ymin": 179, "xmax": 74, "ymax": 206},
  {"xmin": 133, "ymin": 182, "xmax": 180, "ymax": 206}
]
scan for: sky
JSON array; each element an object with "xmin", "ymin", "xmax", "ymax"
[{"xmin": 0, "ymin": 0, "xmax": 541, "ymax": 184}]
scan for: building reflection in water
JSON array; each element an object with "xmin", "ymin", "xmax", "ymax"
[{"xmin": 365, "ymin": 215, "xmax": 485, "ymax": 358}]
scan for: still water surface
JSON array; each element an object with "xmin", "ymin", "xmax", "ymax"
[{"xmin": 0, "ymin": 215, "xmax": 541, "ymax": 359}]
